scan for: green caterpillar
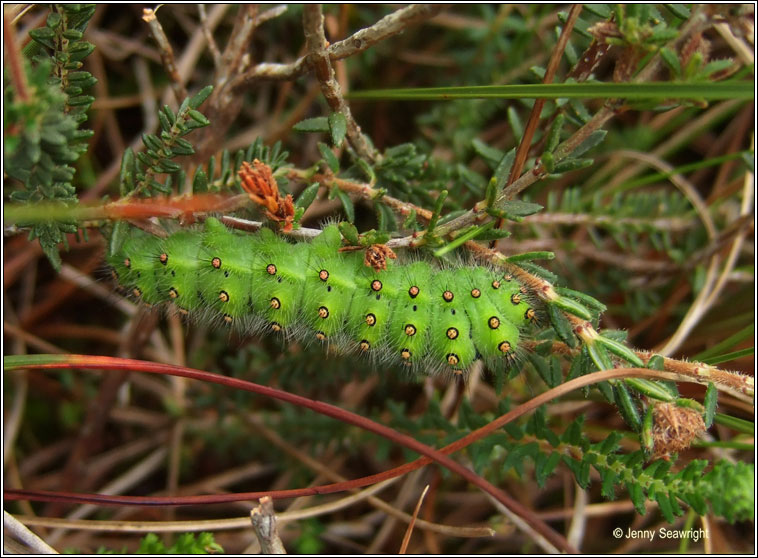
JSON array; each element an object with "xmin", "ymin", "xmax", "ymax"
[{"xmin": 107, "ymin": 218, "xmax": 537, "ymax": 376}]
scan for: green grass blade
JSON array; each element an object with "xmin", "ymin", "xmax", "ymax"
[{"xmin": 348, "ymin": 81, "xmax": 753, "ymax": 101}]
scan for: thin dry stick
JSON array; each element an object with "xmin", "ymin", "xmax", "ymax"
[
  {"xmin": 607, "ymin": 150, "xmax": 721, "ymax": 357},
  {"xmin": 14, "ymin": 480, "xmax": 397, "ymax": 533},
  {"xmin": 142, "ymin": 7, "xmax": 187, "ymax": 103},
  {"xmin": 493, "ymin": 4, "xmax": 582, "ymax": 242},
  {"xmin": 485, "ymin": 492, "xmax": 560, "ymax": 554},
  {"xmin": 231, "ymin": 4, "xmax": 444, "ymax": 88},
  {"xmin": 248, "ymin": 414, "xmax": 493, "ymax": 539},
  {"xmin": 506, "ymin": 4, "xmax": 582, "ymax": 186},
  {"xmin": 367, "ymin": 469, "xmax": 426, "ymax": 553},
  {"xmin": 302, "ymin": 4, "xmax": 377, "ymax": 162},
  {"xmin": 3, "ymin": 12, "xmax": 29, "ymax": 102},
  {"xmin": 700, "ymin": 135, "xmax": 754, "ymax": 309},
  {"xmin": 197, "ymin": 4, "xmax": 222, "ymax": 68},
  {"xmin": 566, "ymin": 482, "xmax": 588, "ymax": 550},
  {"xmin": 4, "ymin": 511, "xmax": 58, "ymax": 554},
  {"xmin": 399, "ymin": 485, "xmax": 429, "ymax": 554},
  {"xmin": 46, "ymin": 447, "xmax": 168, "ymax": 546},
  {"xmin": 250, "ymin": 497, "xmax": 286, "ymax": 554}
]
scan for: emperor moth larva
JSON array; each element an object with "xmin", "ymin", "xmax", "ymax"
[{"xmin": 107, "ymin": 218, "xmax": 536, "ymax": 376}]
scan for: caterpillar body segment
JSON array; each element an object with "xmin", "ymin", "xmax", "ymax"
[{"xmin": 107, "ymin": 218, "xmax": 535, "ymax": 376}]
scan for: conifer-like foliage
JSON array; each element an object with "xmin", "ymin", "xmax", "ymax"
[
  {"xmin": 5, "ymin": 4, "xmax": 96, "ymax": 270},
  {"xmin": 3, "ymin": 4, "xmax": 754, "ymax": 554}
]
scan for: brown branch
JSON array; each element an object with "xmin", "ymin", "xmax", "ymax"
[
  {"xmin": 494, "ymin": 4, "xmax": 583, "ymax": 241},
  {"xmin": 193, "ymin": 5, "xmax": 287, "ymax": 163},
  {"xmin": 197, "ymin": 4, "xmax": 222, "ymax": 69},
  {"xmin": 302, "ymin": 4, "xmax": 377, "ymax": 163},
  {"xmin": 250, "ymin": 497, "xmax": 286, "ymax": 554},
  {"xmin": 231, "ymin": 4, "xmax": 445, "ymax": 89},
  {"xmin": 399, "ymin": 485, "xmax": 429, "ymax": 554},
  {"xmin": 142, "ymin": 7, "xmax": 187, "ymax": 103},
  {"xmin": 3, "ymin": 12, "xmax": 29, "ymax": 102},
  {"xmin": 506, "ymin": 4, "xmax": 582, "ymax": 187}
]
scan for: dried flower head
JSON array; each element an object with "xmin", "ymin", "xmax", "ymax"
[
  {"xmin": 239, "ymin": 159, "xmax": 295, "ymax": 231},
  {"xmin": 651, "ymin": 402, "xmax": 706, "ymax": 461},
  {"xmin": 364, "ymin": 244, "xmax": 397, "ymax": 272}
]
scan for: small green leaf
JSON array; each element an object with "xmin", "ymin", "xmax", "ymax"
[
  {"xmin": 491, "ymin": 148, "xmax": 516, "ymax": 191},
  {"xmin": 471, "ymin": 138, "xmax": 504, "ymax": 168},
  {"xmin": 551, "ymin": 294, "xmax": 592, "ymax": 320},
  {"xmin": 46, "ymin": 11, "xmax": 62, "ymax": 28},
  {"xmin": 663, "ymin": 3, "xmax": 690, "ymax": 18},
  {"xmin": 62, "ymin": 29, "xmax": 83, "ymax": 40},
  {"xmin": 703, "ymin": 383, "xmax": 717, "ymax": 428},
  {"xmin": 338, "ymin": 222, "xmax": 360, "ymax": 245},
  {"xmin": 188, "ymin": 85, "xmax": 214, "ymax": 109},
  {"xmin": 158, "ymin": 159, "xmax": 182, "ymax": 173},
  {"xmin": 641, "ymin": 404, "xmax": 655, "ymax": 454},
  {"xmin": 547, "ymin": 303, "xmax": 576, "ymax": 348},
  {"xmin": 355, "ymin": 157, "xmax": 375, "ymax": 183},
  {"xmin": 187, "ymin": 109, "xmax": 210, "ymax": 126},
  {"xmin": 552, "ymin": 157, "xmax": 594, "ymax": 173},
  {"xmin": 318, "ymin": 142, "xmax": 340, "ymax": 173},
  {"xmin": 295, "ymin": 182, "xmax": 321, "ymax": 210},
  {"xmin": 192, "ymin": 168, "xmax": 208, "ymax": 193},
  {"xmin": 335, "ymin": 189, "xmax": 354, "ymax": 223},
  {"xmin": 570, "ymin": 130, "xmax": 607, "ymax": 158},
  {"xmin": 627, "ymin": 482, "xmax": 646, "ymax": 516},
  {"xmin": 624, "ymin": 378, "xmax": 676, "ymax": 402},
  {"xmin": 553, "ymin": 286, "xmax": 606, "ymax": 313},
  {"xmin": 660, "ymin": 47, "xmax": 681, "ymax": 77},
  {"xmin": 518, "ymin": 261, "xmax": 558, "ymax": 283},
  {"xmin": 646, "ymin": 354, "xmax": 665, "ymax": 370},
  {"xmin": 293, "ymin": 116, "xmax": 330, "ymax": 133},
  {"xmin": 540, "ymin": 151, "xmax": 555, "ymax": 173},
  {"xmin": 586, "ymin": 341, "xmax": 613, "ymax": 371},
  {"xmin": 655, "ymin": 492, "xmax": 676, "ymax": 522},
  {"xmin": 614, "ymin": 382, "xmax": 641, "ymax": 432},
  {"xmin": 546, "ymin": 113, "xmax": 565, "ymax": 152},
  {"xmin": 507, "ymin": 106, "xmax": 523, "ymax": 138},
  {"xmin": 498, "ymin": 200, "xmax": 543, "ymax": 218},
  {"xmin": 505, "ymin": 251, "xmax": 555, "ymax": 263},
  {"xmin": 30, "ymin": 27, "xmax": 56, "ymax": 49},
  {"xmin": 328, "ymin": 112, "xmax": 347, "ymax": 147},
  {"xmin": 595, "ymin": 335, "xmax": 644, "ymax": 367}
]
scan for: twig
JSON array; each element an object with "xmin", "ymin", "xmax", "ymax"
[
  {"xmin": 3, "ymin": 511, "xmax": 58, "ymax": 554},
  {"xmin": 566, "ymin": 482, "xmax": 588, "ymax": 550},
  {"xmin": 250, "ymin": 497, "xmax": 286, "ymax": 554},
  {"xmin": 246, "ymin": 414, "xmax": 493, "ymax": 539},
  {"xmin": 485, "ymin": 493, "xmax": 560, "ymax": 554},
  {"xmin": 521, "ymin": 212, "xmax": 695, "ymax": 231},
  {"xmin": 493, "ymin": 4, "xmax": 582, "ymax": 241},
  {"xmin": 47, "ymin": 447, "xmax": 168, "ymax": 546},
  {"xmin": 302, "ymin": 5, "xmax": 377, "ymax": 163},
  {"xmin": 197, "ymin": 4, "xmax": 222, "ymax": 68},
  {"xmin": 142, "ymin": 7, "xmax": 188, "ymax": 103},
  {"xmin": 231, "ymin": 4, "xmax": 444, "ymax": 89},
  {"xmin": 399, "ymin": 485, "xmax": 429, "ymax": 554},
  {"xmin": 219, "ymin": 5, "xmax": 258, "ymax": 83},
  {"xmin": 3, "ymin": 12, "xmax": 29, "ymax": 102},
  {"xmin": 506, "ymin": 5, "xmax": 582, "ymax": 187}
]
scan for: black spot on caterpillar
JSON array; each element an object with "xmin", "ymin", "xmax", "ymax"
[{"xmin": 107, "ymin": 218, "xmax": 536, "ymax": 376}]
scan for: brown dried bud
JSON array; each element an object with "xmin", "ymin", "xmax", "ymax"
[
  {"xmin": 364, "ymin": 244, "xmax": 397, "ymax": 272},
  {"xmin": 650, "ymin": 402, "xmax": 706, "ymax": 461},
  {"xmin": 239, "ymin": 159, "xmax": 295, "ymax": 232}
]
